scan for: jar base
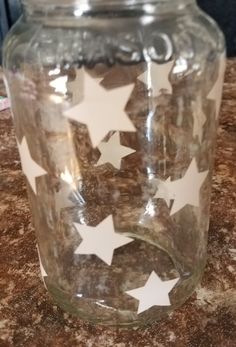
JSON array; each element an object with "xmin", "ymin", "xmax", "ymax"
[{"xmin": 45, "ymin": 278, "xmax": 200, "ymax": 328}]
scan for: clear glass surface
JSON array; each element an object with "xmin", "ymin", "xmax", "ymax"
[{"xmin": 3, "ymin": 0, "xmax": 225, "ymax": 326}]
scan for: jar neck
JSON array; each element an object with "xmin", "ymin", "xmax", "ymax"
[{"xmin": 22, "ymin": 0, "xmax": 196, "ymax": 17}]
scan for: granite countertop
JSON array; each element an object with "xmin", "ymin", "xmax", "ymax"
[{"xmin": 0, "ymin": 60, "xmax": 236, "ymax": 347}]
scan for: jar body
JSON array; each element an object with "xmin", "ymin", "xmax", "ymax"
[{"xmin": 3, "ymin": 1, "xmax": 225, "ymax": 326}]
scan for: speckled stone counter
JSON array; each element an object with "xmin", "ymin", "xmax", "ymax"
[{"xmin": 0, "ymin": 60, "xmax": 235, "ymax": 347}]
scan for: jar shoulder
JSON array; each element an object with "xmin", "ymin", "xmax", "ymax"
[
  {"xmin": 3, "ymin": 8, "xmax": 225, "ymax": 69},
  {"xmin": 188, "ymin": 8, "xmax": 225, "ymax": 52},
  {"xmin": 3, "ymin": 18, "xmax": 41, "ymax": 69}
]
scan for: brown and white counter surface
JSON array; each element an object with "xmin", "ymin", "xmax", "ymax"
[{"xmin": 0, "ymin": 61, "xmax": 235, "ymax": 347}]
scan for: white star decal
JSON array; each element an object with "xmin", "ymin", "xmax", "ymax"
[
  {"xmin": 36, "ymin": 245, "xmax": 47, "ymax": 288},
  {"xmin": 96, "ymin": 132, "xmax": 136, "ymax": 169},
  {"xmin": 154, "ymin": 158, "xmax": 209, "ymax": 215},
  {"xmin": 49, "ymin": 76, "xmax": 68, "ymax": 95},
  {"xmin": 154, "ymin": 178, "xmax": 172, "ymax": 207},
  {"xmin": 126, "ymin": 271, "xmax": 179, "ymax": 314},
  {"xmin": 64, "ymin": 72, "xmax": 136, "ymax": 148},
  {"xmin": 74, "ymin": 216, "xmax": 134, "ymax": 265},
  {"xmin": 192, "ymin": 99, "xmax": 207, "ymax": 143},
  {"xmin": 207, "ymin": 52, "xmax": 226, "ymax": 119},
  {"xmin": 17, "ymin": 137, "xmax": 47, "ymax": 194},
  {"xmin": 138, "ymin": 61, "xmax": 174, "ymax": 97}
]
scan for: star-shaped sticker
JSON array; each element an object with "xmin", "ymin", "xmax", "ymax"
[
  {"xmin": 154, "ymin": 178, "xmax": 172, "ymax": 207},
  {"xmin": 74, "ymin": 216, "xmax": 134, "ymax": 265},
  {"xmin": 37, "ymin": 245, "xmax": 48, "ymax": 288},
  {"xmin": 192, "ymin": 99, "xmax": 207, "ymax": 143},
  {"xmin": 138, "ymin": 61, "xmax": 174, "ymax": 97},
  {"xmin": 17, "ymin": 137, "xmax": 47, "ymax": 194},
  {"xmin": 49, "ymin": 76, "xmax": 68, "ymax": 95},
  {"xmin": 126, "ymin": 271, "xmax": 179, "ymax": 314},
  {"xmin": 207, "ymin": 52, "xmax": 226, "ymax": 119},
  {"xmin": 96, "ymin": 132, "xmax": 136, "ymax": 169},
  {"xmin": 154, "ymin": 158, "xmax": 209, "ymax": 215},
  {"xmin": 64, "ymin": 72, "xmax": 136, "ymax": 148}
]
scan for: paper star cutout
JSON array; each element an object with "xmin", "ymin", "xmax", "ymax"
[
  {"xmin": 67, "ymin": 69, "xmax": 103, "ymax": 105},
  {"xmin": 74, "ymin": 215, "xmax": 134, "ymax": 265},
  {"xmin": 126, "ymin": 271, "xmax": 179, "ymax": 314},
  {"xmin": 192, "ymin": 99, "xmax": 207, "ymax": 142},
  {"xmin": 49, "ymin": 76, "xmax": 68, "ymax": 94},
  {"xmin": 96, "ymin": 132, "xmax": 136, "ymax": 169},
  {"xmin": 36, "ymin": 245, "xmax": 47, "ymax": 288},
  {"xmin": 207, "ymin": 52, "xmax": 226, "ymax": 119},
  {"xmin": 138, "ymin": 61, "xmax": 174, "ymax": 97},
  {"xmin": 154, "ymin": 158, "xmax": 209, "ymax": 215},
  {"xmin": 64, "ymin": 72, "xmax": 136, "ymax": 148},
  {"xmin": 17, "ymin": 137, "xmax": 47, "ymax": 194},
  {"xmin": 154, "ymin": 178, "xmax": 172, "ymax": 207}
]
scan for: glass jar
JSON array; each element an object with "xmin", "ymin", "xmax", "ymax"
[{"xmin": 3, "ymin": 0, "xmax": 225, "ymax": 327}]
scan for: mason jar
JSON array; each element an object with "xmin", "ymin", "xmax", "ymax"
[{"xmin": 3, "ymin": 0, "xmax": 225, "ymax": 327}]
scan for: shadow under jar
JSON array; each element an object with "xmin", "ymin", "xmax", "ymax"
[{"xmin": 3, "ymin": 0, "xmax": 225, "ymax": 327}]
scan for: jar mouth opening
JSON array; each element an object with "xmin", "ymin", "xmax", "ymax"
[
  {"xmin": 22, "ymin": 0, "xmax": 196, "ymax": 18},
  {"xmin": 22, "ymin": 0, "xmax": 195, "ymax": 9}
]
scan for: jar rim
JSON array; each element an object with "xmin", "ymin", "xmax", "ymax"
[
  {"xmin": 21, "ymin": 0, "xmax": 196, "ymax": 19},
  {"xmin": 22, "ymin": 0, "xmax": 195, "ymax": 8}
]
